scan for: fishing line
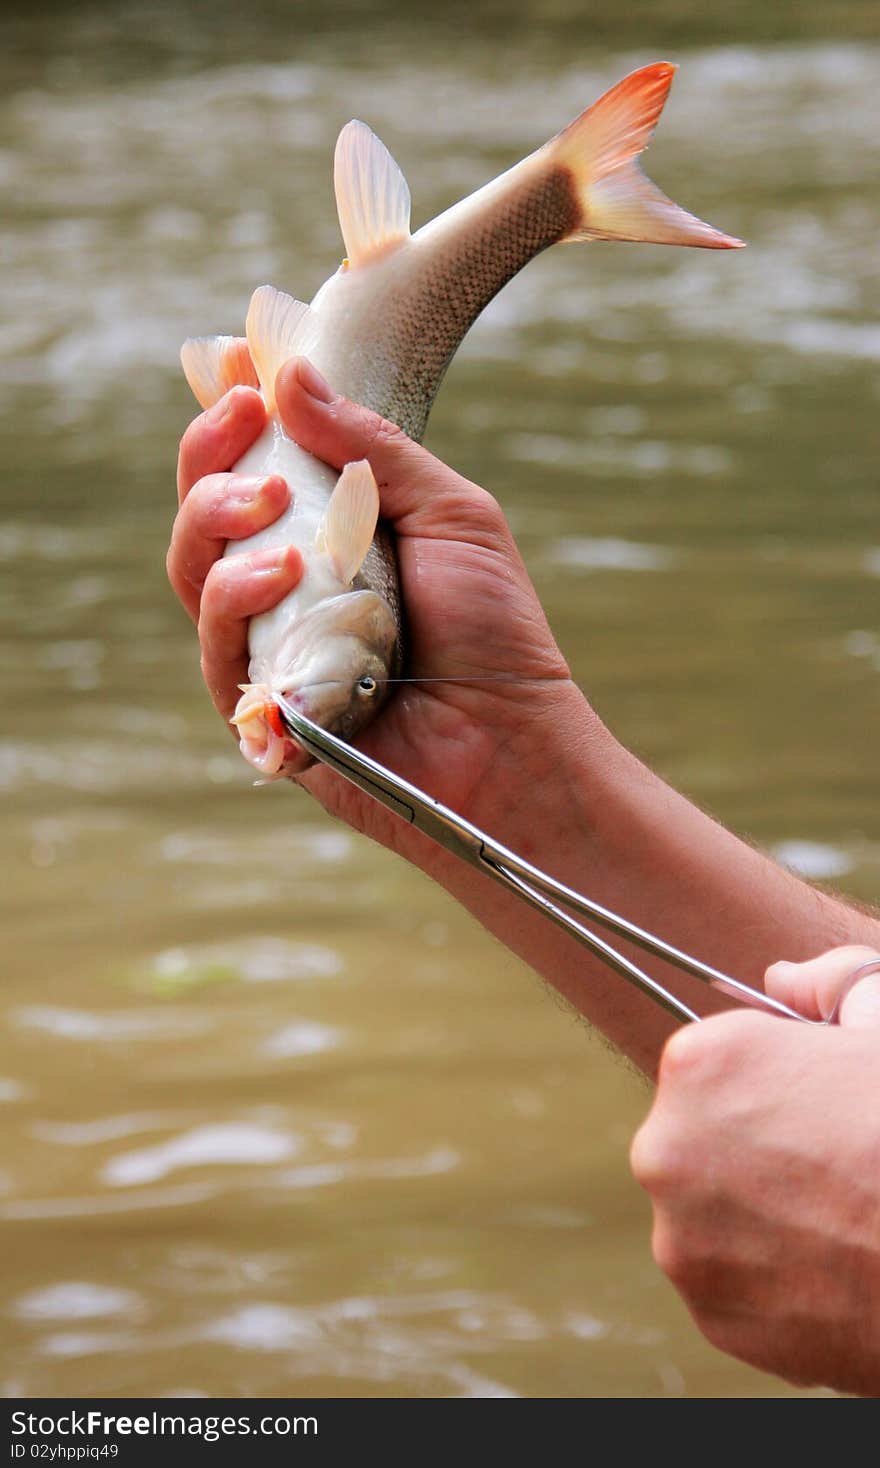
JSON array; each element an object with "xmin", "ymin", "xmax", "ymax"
[
  {"xmin": 271, "ymin": 672, "xmax": 573, "ymax": 690},
  {"xmin": 375, "ymin": 672, "xmax": 571, "ymax": 685},
  {"xmin": 245, "ymin": 672, "xmax": 573, "ymax": 700}
]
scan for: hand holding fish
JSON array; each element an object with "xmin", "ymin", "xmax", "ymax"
[
  {"xmin": 630, "ymin": 948, "xmax": 880, "ymax": 1396},
  {"xmin": 171, "ymin": 356, "xmax": 582, "ymax": 848}
]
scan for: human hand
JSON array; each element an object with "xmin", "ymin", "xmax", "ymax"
[
  {"xmin": 169, "ymin": 352, "xmax": 591, "ymax": 872},
  {"xmin": 630, "ymin": 950, "xmax": 880, "ymax": 1395},
  {"xmin": 764, "ymin": 944, "xmax": 880, "ymax": 1028}
]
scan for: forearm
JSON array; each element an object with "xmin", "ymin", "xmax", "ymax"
[
  {"xmin": 173, "ymin": 382, "xmax": 879, "ymax": 1077},
  {"xmin": 412, "ymin": 686, "xmax": 880, "ymax": 1075}
]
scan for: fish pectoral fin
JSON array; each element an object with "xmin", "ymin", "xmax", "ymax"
[
  {"xmin": 316, "ymin": 460, "xmax": 380, "ymax": 584},
  {"xmin": 245, "ymin": 286, "xmax": 313, "ymax": 413},
  {"xmin": 180, "ymin": 335, "xmax": 259, "ymax": 409},
  {"xmin": 334, "ymin": 120, "xmax": 412, "ymax": 267},
  {"xmin": 550, "ymin": 62, "xmax": 744, "ymax": 250}
]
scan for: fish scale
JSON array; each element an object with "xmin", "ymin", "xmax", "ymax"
[{"xmin": 359, "ymin": 169, "xmax": 580, "ymax": 442}]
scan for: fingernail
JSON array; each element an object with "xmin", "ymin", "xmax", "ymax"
[
  {"xmin": 235, "ymin": 476, "xmax": 285, "ymax": 507},
  {"xmin": 255, "ymin": 546, "xmax": 299, "ymax": 576},
  {"xmin": 296, "ymin": 358, "xmax": 335, "ymax": 404}
]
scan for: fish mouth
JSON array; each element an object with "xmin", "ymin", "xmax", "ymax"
[{"xmin": 231, "ymin": 684, "xmax": 316, "ymax": 777}]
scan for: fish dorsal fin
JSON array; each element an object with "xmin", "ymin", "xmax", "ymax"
[
  {"xmin": 315, "ymin": 459, "xmax": 380, "ymax": 584},
  {"xmin": 245, "ymin": 285, "xmax": 311, "ymax": 413},
  {"xmin": 334, "ymin": 121, "xmax": 411, "ymax": 267},
  {"xmin": 180, "ymin": 335, "xmax": 259, "ymax": 409}
]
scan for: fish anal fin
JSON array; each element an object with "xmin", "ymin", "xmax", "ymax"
[
  {"xmin": 317, "ymin": 460, "xmax": 380, "ymax": 584},
  {"xmin": 550, "ymin": 62, "xmax": 744, "ymax": 249},
  {"xmin": 334, "ymin": 120, "xmax": 412, "ymax": 267},
  {"xmin": 245, "ymin": 285, "xmax": 312, "ymax": 414},
  {"xmin": 180, "ymin": 335, "xmax": 259, "ymax": 409}
]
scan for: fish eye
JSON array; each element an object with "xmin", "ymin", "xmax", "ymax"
[{"xmin": 357, "ymin": 675, "xmax": 377, "ymax": 696}]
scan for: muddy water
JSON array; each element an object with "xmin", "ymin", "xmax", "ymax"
[{"xmin": 2, "ymin": 3, "xmax": 879, "ymax": 1397}]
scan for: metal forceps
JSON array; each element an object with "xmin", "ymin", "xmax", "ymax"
[{"xmin": 275, "ymin": 696, "xmax": 847, "ymax": 1027}]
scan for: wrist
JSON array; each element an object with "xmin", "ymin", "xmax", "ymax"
[{"xmin": 422, "ymin": 680, "xmax": 623, "ymax": 889}]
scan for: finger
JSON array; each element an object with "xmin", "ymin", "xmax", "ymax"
[
  {"xmin": 273, "ymin": 357, "xmax": 510, "ymax": 545},
  {"xmin": 839, "ymin": 971, "xmax": 880, "ymax": 1029},
  {"xmin": 765, "ymin": 945, "xmax": 880, "ymax": 1023},
  {"xmin": 198, "ymin": 545, "xmax": 302, "ymax": 722},
  {"xmin": 167, "ymin": 473, "xmax": 289, "ymax": 623},
  {"xmin": 177, "ymin": 385, "xmax": 266, "ymax": 503}
]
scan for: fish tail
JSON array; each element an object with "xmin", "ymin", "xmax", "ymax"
[{"xmin": 547, "ymin": 62, "xmax": 744, "ymax": 249}]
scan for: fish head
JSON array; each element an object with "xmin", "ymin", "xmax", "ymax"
[
  {"xmin": 281, "ymin": 589, "xmax": 398, "ymax": 744},
  {"xmin": 231, "ymin": 590, "xmax": 399, "ymax": 776}
]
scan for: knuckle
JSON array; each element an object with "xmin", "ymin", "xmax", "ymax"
[
  {"xmin": 629, "ymin": 1120, "xmax": 660, "ymax": 1189},
  {"xmin": 693, "ymin": 1311, "xmax": 736, "ymax": 1356},
  {"xmin": 651, "ymin": 1219, "xmax": 689, "ymax": 1287},
  {"xmin": 630, "ymin": 1118, "xmax": 691, "ymax": 1197},
  {"xmin": 658, "ymin": 1008, "xmax": 764, "ymax": 1091},
  {"xmin": 199, "ymin": 557, "xmax": 227, "ymax": 610},
  {"xmin": 166, "ymin": 532, "xmax": 200, "ymax": 603},
  {"xmin": 371, "ymin": 414, "xmax": 412, "ymax": 455},
  {"xmin": 164, "ymin": 542, "xmax": 179, "ymax": 589},
  {"xmin": 466, "ymin": 483, "xmax": 506, "ymax": 526},
  {"xmin": 203, "ymin": 479, "xmax": 239, "ymax": 532},
  {"xmin": 444, "ymin": 481, "xmax": 510, "ymax": 546},
  {"xmin": 178, "ymin": 414, "xmax": 204, "ymax": 467},
  {"xmin": 656, "ymin": 1022, "xmax": 708, "ymax": 1086},
  {"xmin": 652, "ymin": 1220, "xmax": 712, "ymax": 1301},
  {"xmin": 365, "ymin": 413, "xmax": 452, "ymax": 488},
  {"xmin": 189, "ymin": 472, "xmax": 226, "ymax": 515},
  {"xmin": 198, "ymin": 648, "xmax": 218, "ymax": 693},
  {"xmin": 696, "ymin": 1315, "xmax": 749, "ymax": 1356}
]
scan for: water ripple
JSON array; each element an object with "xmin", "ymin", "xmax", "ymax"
[
  {"xmin": 263, "ymin": 1022, "xmax": 343, "ymax": 1059},
  {"xmin": 13, "ymin": 1006, "xmax": 210, "ymax": 1042},
  {"xmin": 102, "ymin": 1123, "xmax": 299, "ymax": 1188},
  {"xmin": 145, "ymin": 937, "xmax": 343, "ymax": 990},
  {"xmin": 546, "ymin": 538, "xmax": 678, "ymax": 572},
  {"xmin": 0, "ymin": 1181, "xmax": 218, "ymax": 1221},
  {"xmin": 278, "ymin": 1145, "xmax": 460, "ymax": 1191},
  {"xmin": 14, "ymin": 1282, "xmax": 142, "ymax": 1322},
  {"xmin": 770, "ymin": 840, "xmax": 854, "ymax": 881}
]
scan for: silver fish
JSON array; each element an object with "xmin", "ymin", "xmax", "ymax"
[{"xmin": 181, "ymin": 62, "xmax": 741, "ymax": 776}]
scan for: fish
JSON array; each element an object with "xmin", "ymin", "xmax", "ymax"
[{"xmin": 181, "ymin": 62, "xmax": 742, "ymax": 777}]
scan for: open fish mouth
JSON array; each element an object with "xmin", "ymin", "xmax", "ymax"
[{"xmin": 231, "ymin": 684, "xmax": 315, "ymax": 777}]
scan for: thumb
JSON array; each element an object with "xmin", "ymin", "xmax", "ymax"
[
  {"xmin": 766, "ymin": 946, "xmax": 880, "ymax": 1027},
  {"xmin": 273, "ymin": 357, "xmax": 509, "ymax": 546}
]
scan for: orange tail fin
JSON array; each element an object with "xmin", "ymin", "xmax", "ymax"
[{"xmin": 549, "ymin": 62, "xmax": 744, "ymax": 249}]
